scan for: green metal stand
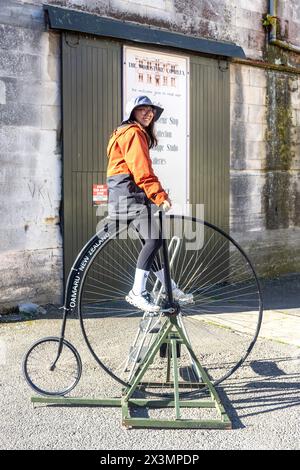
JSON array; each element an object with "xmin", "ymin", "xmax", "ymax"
[{"xmin": 31, "ymin": 317, "xmax": 232, "ymax": 429}]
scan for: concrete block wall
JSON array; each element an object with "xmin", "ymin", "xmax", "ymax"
[
  {"xmin": 0, "ymin": 0, "xmax": 300, "ymax": 308},
  {"xmin": 230, "ymin": 62, "xmax": 300, "ymax": 276},
  {"xmin": 230, "ymin": 64, "xmax": 268, "ymax": 233},
  {"xmin": 0, "ymin": 1, "xmax": 62, "ymax": 308}
]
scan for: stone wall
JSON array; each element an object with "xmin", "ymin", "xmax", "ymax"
[
  {"xmin": 0, "ymin": 1, "xmax": 62, "ymax": 308},
  {"xmin": 229, "ymin": 0, "xmax": 300, "ymax": 277},
  {"xmin": 0, "ymin": 0, "xmax": 300, "ymax": 308},
  {"xmin": 230, "ymin": 63, "xmax": 300, "ymax": 277}
]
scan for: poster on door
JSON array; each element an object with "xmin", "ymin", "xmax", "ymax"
[{"xmin": 123, "ymin": 46, "xmax": 190, "ymax": 215}]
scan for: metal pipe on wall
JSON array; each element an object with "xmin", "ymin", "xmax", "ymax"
[{"xmin": 268, "ymin": 0, "xmax": 300, "ymax": 54}]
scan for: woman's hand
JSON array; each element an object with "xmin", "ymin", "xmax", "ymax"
[{"xmin": 160, "ymin": 198, "xmax": 172, "ymax": 212}]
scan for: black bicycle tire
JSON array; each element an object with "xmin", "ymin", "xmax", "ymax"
[
  {"xmin": 23, "ymin": 336, "xmax": 82, "ymax": 396},
  {"xmin": 77, "ymin": 215, "xmax": 263, "ymax": 391}
]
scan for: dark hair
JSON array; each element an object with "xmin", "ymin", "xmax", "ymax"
[{"xmin": 144, "ymin": 119, "xmax": 158, "ymax": 149}]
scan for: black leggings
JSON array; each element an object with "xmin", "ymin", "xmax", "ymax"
[{"xmin": 131, "ymin": 204, "xmax": 163, "ymax": 272}]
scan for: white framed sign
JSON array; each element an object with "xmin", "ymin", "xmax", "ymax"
[{"xmin": 123, "ymin": 46, "xmax": 190, "ymax": 214}]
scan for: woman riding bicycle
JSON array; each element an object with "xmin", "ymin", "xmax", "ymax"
[{"xmin": 106, "ymin": 95, "xmax": 192, "ymax": 312}]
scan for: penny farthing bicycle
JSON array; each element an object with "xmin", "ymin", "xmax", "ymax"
[{"xmin": 23, "ymin": 209, "xmax": 263, "ymax": 428}]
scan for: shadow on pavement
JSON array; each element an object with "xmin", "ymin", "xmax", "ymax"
[
  {"xmin": 260, "ymin": 274, "xmax": 300, "ymax": 310},
  {"xmin": 222, "ymin": 356, "xmax": 300, "ymax": 425}
]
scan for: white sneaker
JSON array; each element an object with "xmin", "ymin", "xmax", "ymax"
[
  {"xmin": 172, "ymin": 287, "xmax": 194, "ymax": 304},
  {"xmin": 125, "ymin": 290, "xmax": 160, "ymax": 312}
]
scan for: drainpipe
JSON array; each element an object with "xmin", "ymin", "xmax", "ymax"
[{"xmin": 268, "ymin": 0, "xmax": 300, "ymax": 54}]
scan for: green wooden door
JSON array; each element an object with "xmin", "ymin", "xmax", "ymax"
[
  {"xmin": 190, "ymin": 55, "xmax": 230, "ymax": 228},
  {"xmin": 189, "ymin": 56, "xmax": 230, "ymax": 285},
  {"xmin": 62, "ymin": 33, "xmax": 121, "ymax": 277}
]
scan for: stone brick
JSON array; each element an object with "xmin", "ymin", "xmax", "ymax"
[
  {"xmin": 0, "ymin": 152, "xmax": 61, "ymax": 190},
  {"xmin": 291, "ymin": 126, "xmax": 300, "ymax": 144},
  {"xmin": 232, "ymin": 227, "xmax": 300, "ymax": 277},
  {"xmin": 292, "ymin": 4, "xmax": 300, "ymax": 22},
  {"xmin": 232, "ymin": 122, "xmax": 266, "ymax": 142},
  {"xmin": 111, "ymin": 0, "xmax": 149, "ymax": 18},
  {"xmin": 48, "ymin": 31, "xmax": 61, "ymax": 57},
  {"xmin": 244, "ymin": 85, "xmax": 266, "ymax": 105},
  {"xmin": 230, "ymin": 171, "xmax": 265, "ymax": 230},
  {"xmin": 244, "ymin": 159, "xmax": 266, "ymax": 170},
  {"xmin": 249, "ymin": 68, "xmax": 267, "ymax": 88},
  {"xmin": 72, "ymin": 0, "xmax": 111, "ymax": 15},
  {"xmin": 237, "ymin": 28, "xmax": 266, "ymax": 56},
  {"xmin": 242, "ymin": 47, "xmax": 264, "ymax": 61},
  {"xmin": 245, "ymin": 140, "xmax": 266, "ymax": 161},
  {"xmin": 0, "ymin": 102, "xmax": 41, "ymax": 126},
  {"xmin": 41, "ymin": 105, "xmax": 61, "ymax": 130},
  {"xmin": 0, "ymin": 174, "xmax": 60, "ymax": 214},
  {"xmin": 41, "ymin": 55, "xmax": 60, "ymax": 82},
  {"xmin": 0, "ymin": 24, "xmax": 44, "ymax": 54},
  {"xmin": 231, "ymin": 83, "xmax": 244, "ymax": 103},
  {"xmin": 37, "ymin": 129, "xmax": 59, "ymax": 156},
  {"xmin": 0, "ymin": 1, "xmax": 44, "ymax": 30},
  {"xmin": 239, "ymin": 0, "xmax": 265, "ymax": 14},
  {"xmin": 235, "ymin": 8, "xmax": 264, "ymax": 31},
  {"xmin": 290, "ymin": 81, "xmax": 300, "ymax": 110},
  {"xmin": 288, "ymin": 21, "xmax": 300, "ymax": 45},
  {"xmin": 248, "ymin": 104, "xmax": 267, "ymax": 123},
  {"xmin": 4, "ymin": 78, "xmax": 60, "ymax": 106},
  {"xmin": 130, "ymin": 0, "xmax": 166, "ymax": 10},
  {"xmin": 291, "ymin": 145, "xmax": 300, "ymax": 170},
  {"xmin": 65, "ymin": 0, "xmax": 87, "ymax": 8},
  {"xmin": 230, "ymin": 101, "xmax": 247, "ymax": 122},
  {"xmin": 0, "ymin": 126, "xmax": 57, "ymax": 155},
  {"xmin": 0, "ymin": 51, "xmax": 41, "ymax": 80},
  {"xmin": 0, "ymin": 248, "xmax": 63, "ymax": 308},
  {"xmin": 230, "ymin": 64, "xmax": 250, "ymax": 86},
  {"xmin": 1, "ymin": 219, "xmax": 61, "ymax": 252}
]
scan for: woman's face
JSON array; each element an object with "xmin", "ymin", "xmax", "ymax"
[{"xmin": 132, "ymin": 106, "xmax": 156, "ymax": 127}]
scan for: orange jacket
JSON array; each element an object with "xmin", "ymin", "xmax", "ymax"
[{"xmin": 107, "ymin": 123, "xmax": 168, "ymax": 206}]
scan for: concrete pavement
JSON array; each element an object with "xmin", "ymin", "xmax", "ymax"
[
  {"xmin": 0, "ymin": 274, "xmax": 299, "ymax": 450},
  {"xmin": 197, "ymin": 274, "xmax": 300, "ymax": 347},
  {"xmin": 259, "ymin": 274, "xmax": 300, "ymax": 347}
]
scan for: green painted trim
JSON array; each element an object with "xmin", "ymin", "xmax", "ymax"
[
  {"xmin": 31, "ymin": 396, "xmax": 121, "ymax": 406},
  {"xmin": 123, "ymin": 417, "xmax": 231, "ymax": 429},
  {"xmin": 171, "ymin": 337, "xmax": 180, "ymax": 419}
]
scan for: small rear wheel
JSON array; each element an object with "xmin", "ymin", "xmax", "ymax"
[{"xmin": 23, "ymin": 337, "xmax": 82, "ymax": 396}]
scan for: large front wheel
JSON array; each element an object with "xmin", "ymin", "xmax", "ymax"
[{"xmin": 78, "ymin": 215, "xmax": 263, "ymax": 392}]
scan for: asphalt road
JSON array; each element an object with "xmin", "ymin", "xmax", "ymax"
[{"xmin": 0, "ymin": 314, "xmax": 299, "ymax": 451}]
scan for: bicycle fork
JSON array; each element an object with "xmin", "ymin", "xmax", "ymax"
[
  {"xmin": 49, "ymin": 305, "xmax": 69, "ymax": 370},
  {"xmin": 123, "ymin": 234, "xmax": 181, "ymax": 379}
]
